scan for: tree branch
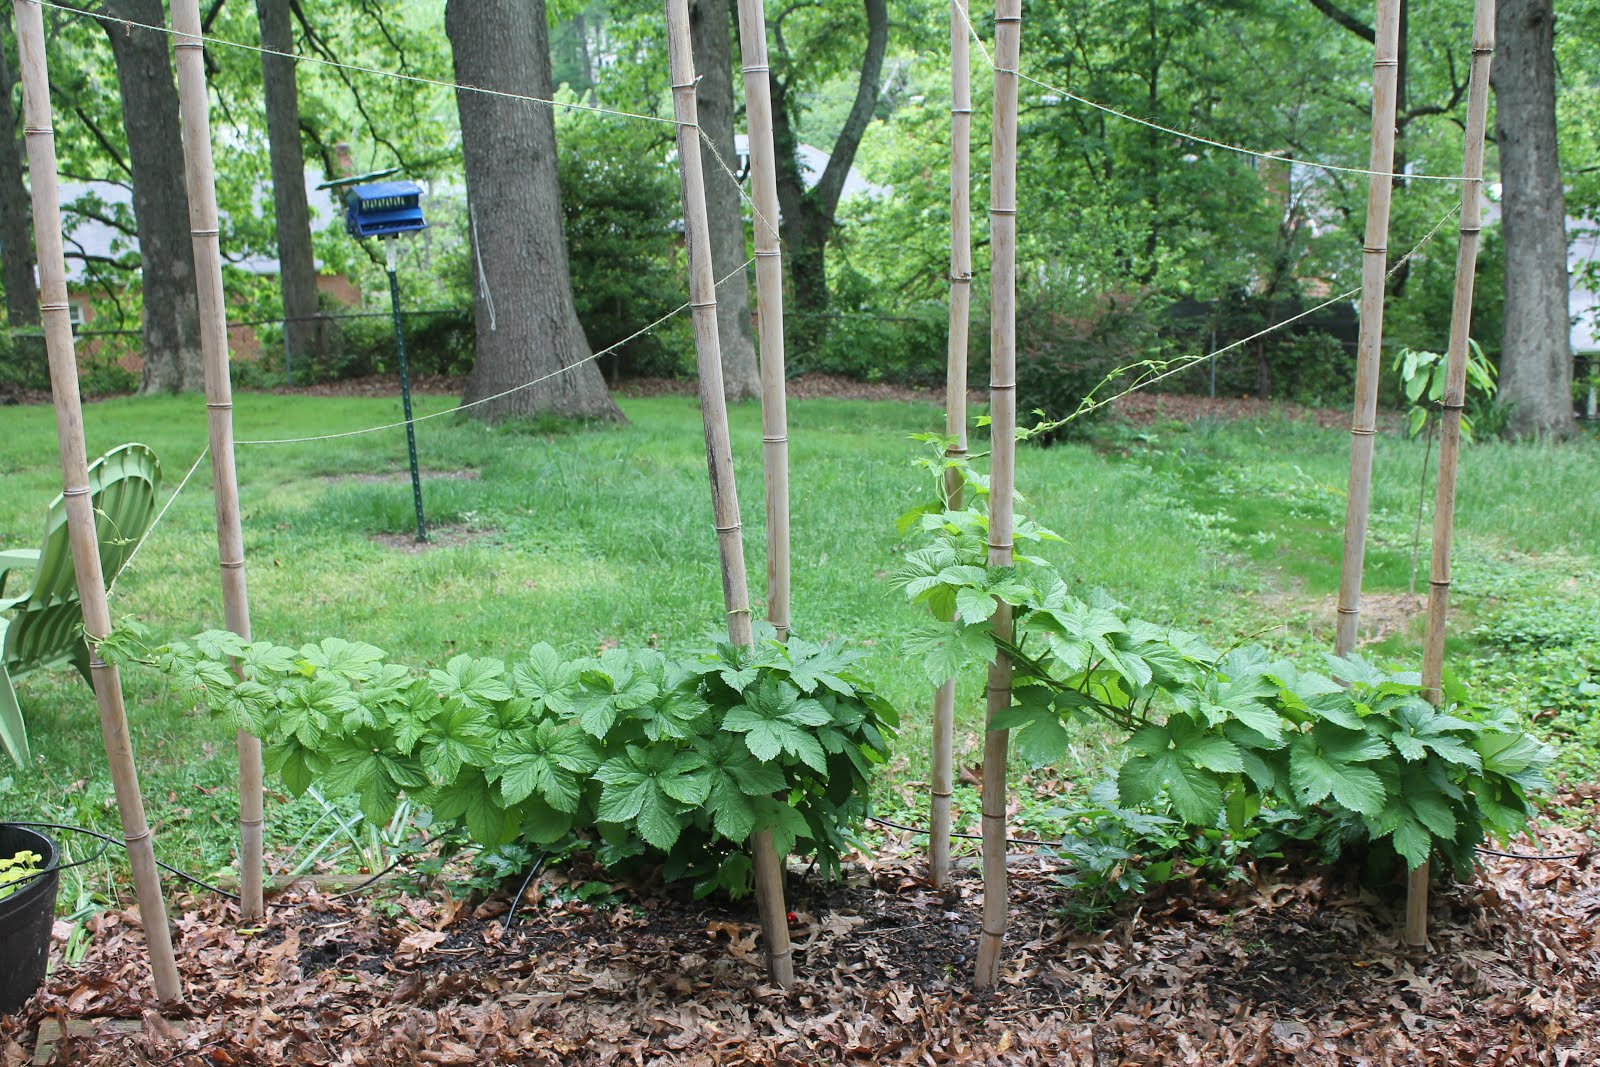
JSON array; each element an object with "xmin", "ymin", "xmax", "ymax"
[
  {"xmin": 73, "ymin": 106, "xmax": 133, "ymax": 178},
  {"xmin": 811, "ymin": 0, "xmax": 888, "ymax": 218},
  {"xmin": 1306, "ymin": 0, "xmax": 1373, "ymax": 42}
]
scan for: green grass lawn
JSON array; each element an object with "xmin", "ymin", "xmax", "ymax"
[{"xmin": 1, "ymin": 390, "xmax": 1595, "ymax": 900}]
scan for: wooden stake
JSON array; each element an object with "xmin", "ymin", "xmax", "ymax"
[
  {"xmin": 1410, "ymin": 0, "xmax": 1496, "ymax": 949},
  {"xmin": 974, "ymin": 0, "xmax": 1020, "ymax": 990},
  {"xmin": 1334, "ymin": 0, "xmax": 1402, "ymax": 659},
  {"xmin": 930, "ymin": 0, "xmax": 974, "ymax": 890},
  {"xmin": 170, "ymin": 0, "xmax": 265, "ymax": 923},
  {"xmin": 734, "ymin": 0, "xmax": 791, "ymax": 644},
  {"xmin": 13, "ymin": 0, "xmax": 182, "ymax": 1005},
  {"xmin": 666, "ymin": 0, "xmax": 793, "ymax": 990}
]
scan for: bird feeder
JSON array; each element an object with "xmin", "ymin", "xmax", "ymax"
[{"xmin": 343, "ymin": 181, "xmax": 428, "ymax": 240}]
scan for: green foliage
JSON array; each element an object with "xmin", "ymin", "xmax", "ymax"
[
  {"xmin": 893, "ymin": 442, "xmax": 1551, "ymax": 877},
  {"xmin": 108, "ymin": 624, "xmax": 896, "ymax": 898},
  {"xmin": 1392, "ymin": 341, "xmax": 1498, "ymax": 441},
  {"xmin": 0, "ymin": 848, "xmax": 44, "ymax": 901},
  {"xmin": 1012, "ymin": 289, "xmax": 1171, "ymax": 442}
]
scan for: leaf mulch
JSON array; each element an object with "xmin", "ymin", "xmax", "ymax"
[{"xmin": 3, "ymin": 796, "xmax": 1596, "ymax": 1066}]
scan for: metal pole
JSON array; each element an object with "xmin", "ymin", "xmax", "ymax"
[{"xmin": 385, "ymin": 236, "xmax": 427, "ymax": 543}]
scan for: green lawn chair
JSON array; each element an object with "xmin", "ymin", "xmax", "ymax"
[{"xmin": 0, "ymin": 443, "xmax": 162, "ymax": 766}]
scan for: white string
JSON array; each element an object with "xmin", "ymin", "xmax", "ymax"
[
  {"xmin": 107, "ymin": 445, "xmax": 209, "ymax": 597},
  {"xmin": 1025, "ymin": 204, "xmax": 1461, "ymax": 437},
  {"xmin": 235, "ymin": 258, "xmax": 755, "ymax": 446},
  {"xmin": 953, "ymin": 2, "xmax": 1469, "ymax": 185},
  {"xmin": 33, "ymin": 0, "xmax": 785, "ymax": 256}
]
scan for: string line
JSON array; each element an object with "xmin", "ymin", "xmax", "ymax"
[
  {"xmin": 1018, "ymin": 203, "xmax": 1460, "ymax": 440},
  {"xmin": 28, "ymin": 0, "xmax": 783, "ymax": 247},
  {"xmin": 235, "ymin": 257, "xmax": 755, "ymax": 446},
  {"xmin": 952, "ymin": 1, "xmax": 1469, "ymax": 184},
  {"xmin": 107, "ymin": 445, "xmax": 209, "ymax": 597}
]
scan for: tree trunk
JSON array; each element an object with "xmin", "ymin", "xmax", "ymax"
[
  {"xmin": 0, "ymin": 11, "xmax": 40, "ymax": 368},
  {"xmin": 1494, "ymin": 0, "xmax": 1575, "ymax": 437},
  {"xmin": 770, "ymin": 0, "xmax": 888, "ymax": 313},
  {"xmin": 100, "ymin": 0, "xmax": 203, "ymax": 393},
  {"xmin": 446, "ymin": 0, "xmax": 621, "ymax": 422},
  {"xmin": 256, "ymin": 0, "xmax": 322, "ymax": 377},
  {"xmin": 690, "ymin": 0, "xmax": 758, "ymax": 400}
]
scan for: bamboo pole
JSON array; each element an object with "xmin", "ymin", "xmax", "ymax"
[
  {"xmin": 974, "ymin": 0, "xmax": 1020, "ymax": 990},
  {"xmin": 1409, "ymin": 0, "xmax": 1495, "ymax": 949},
  {"xmin": 734, "ymin": 0, "xmax": 791, "ymax": 645},
  {"xmin": 13, "ymin": 0, "xmax": 182, "ymax": 1005},
  {"xmin": 170, "ymin": 0, "xmax": 265, "ymax": 923},
  {"xmin": 666, "ymin": 0, "xmax": 793, "ymax": 990},
  {"xmin": 1334, "ymin": 0, "xmax": 1402, "ymax": 659},
  {"xmin": 930, "ymin": 0, "xmax": 973, "ymax": 890}
]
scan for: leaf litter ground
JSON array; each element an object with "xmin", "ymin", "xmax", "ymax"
[{"xmin": 3, "ymin": 791, "xmax": 1596, "ymax": 1066}]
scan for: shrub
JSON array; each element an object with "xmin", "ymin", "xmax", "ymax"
[{"xmin": 108, "ymin": 626, "xmax": 896, "ymax": 898}]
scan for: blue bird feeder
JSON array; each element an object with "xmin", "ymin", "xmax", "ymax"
[{"xmin": 343, "ymin": 181, "xmax": 428, "ymax": 239}]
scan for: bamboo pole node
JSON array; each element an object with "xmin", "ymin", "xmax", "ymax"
[
  {"xmin": 23, "ymin": 125, "xmax": 51, "ymax": 135},
  {"xmin": 713, "ymin": 521, "xmax": 743, "ymax": 533},
  {"xmin": 990, "ymin": 382, "xmax": 1016, "ymax": 390},
  {"xmin": 670, "ymin": 78, "xmax": 701, "ymax": 90},
  {"xmin": 173, "ymin": 40, "xmax": 202, "ymax": 50},
  {"xmin": 1335, "ymin": 605, "xmax": 1360, "ymax": 615},
  {"xmin": 219, "ymin": 559, "xmax": 245, "ymax": 570},
  {"xmin": 725, "ymin": 606, "xmax": 753, "ymax": 618},
  {"xmin": 762, "ymin": 434, "xmax": 789, "ymax": 444},
  {"xmin": 61, "ymin": 485, "xmax": 90, "ymax": 498},
  {"xmin": 1350, "ymin": 427, "xmax": 1377, "ymax": 437},
  {"xmin": 752, "ymin": 249, "xmax": 781, "ymax": 257},
  {"xmin": 990, "ymin": 208, "xmax": 1018, "ymax": 217},
  {"xmin": 986, "ymin": 541, "xmax": 1014, "ymax": 552},
  {"xmin": 1438, "ymin": 402, "xmax": 1466, "ymax": 412},
  {"xmin": 123, "ymin": 828, "xmax": 153, "ymax": 845},
  {"xmin": 951, "ymin": 107, "xmax": 974, "ymax": 115},
  {"xmin": 981, "ymin": 924, "xmax": 1007, "ymax": 937},
  {"xmin": 205, "ymin": 401, "xmax": 233, "ymax": 410},
  {"xmin": 1459, "ymin": 226, "xmax": 1482, "ymax": 236},
  {"xmin": 191, "ymin": 227, "xmax": 220, "ymax": 237},
  {"xmin": 739, "ymin": 64, "xmax": 770, "ymax": 74},
  {"xmin": 239, "ymin": 816, "xmax": 265, "ymax": 828},
  {"xmin": 40, "ymin": 301, "xmax": 70, "ymax": 312},
  {"xmin": 1471, "ymin": 46, "xmax": 1493, "ymax": 54},
  {"xmin": 1362, "ymin": 245, "xmax": 1389, "ymax": 254},
  {"xmin": 1429, "ymin": 578, "xmax": 1452, "ymax": 588},
  {"xmin": 1373, "ymin": 58, "xmax": 1399, "ymax": 67},
  {"xmin": 930, "ymin": 788, "xmax": 954, "ymax": 798},
  {"xmin": 88, "ymin": 656, "xmax": 107, "ymax": 670},
  {"xmin": 950, "ymin": 272, "xmax": 973, "ymax": 282},
  {"xmin": 994, "ymin": 13, "xmax": 1022, "ymax": 21},
  {"xmin": 689, "ymin": 300, "xmax": 718, "ymax": 309}
]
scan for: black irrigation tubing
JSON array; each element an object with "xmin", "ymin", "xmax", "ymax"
[
  {"xmin": 502, "ymin": 853, "xmax": 550, "ymax": 931},
  {"xmin": 866, "ymin": 814, "xmax": 1058, "ymax": 849},
  {"xmin": 7, "ymin": 822, "xmax": 454, "ymax": 908},
  {"xmin": 865, "ymin": 816, "xmax": 1595, "ymax": 865}
]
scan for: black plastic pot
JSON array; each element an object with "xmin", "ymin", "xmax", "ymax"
[{"xmin": 0, "ymin": 824, "xmax": 59, "ymax": 1015}]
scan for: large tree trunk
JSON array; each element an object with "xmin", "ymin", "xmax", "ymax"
[
  {"xmin": 770, "ymin": 0, "xmax": 889, "ymax": 313},
  {"xmin": 0, "ymin": 12, "xmax": 40, "ymax": 359},
  {"xmin": 1495, "ymin": 0, "xmax": 1575, "ymax": 437},
  {"xmin": 690, "ymin": 0, "xmax": 759, "ymax": 400},
  {"xmin": 446, "ymin": 0, "xmax": 622, "ymax": 422},
  {"xmin": 101, "ymin": 0, "xmax": 203, "ymax": 393},
  {"xmin": 256, "ymin": 0, "xmax": 322, "ymax": 377}
]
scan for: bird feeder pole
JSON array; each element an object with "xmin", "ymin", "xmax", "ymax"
[
  {"xmin": 338, "ymin": 180, "xmax": 431, "ymax": 543},
  {"xmin": 385, "ymin": 236, "xmax": 427, "ymax": 544},
  {"xmin": 170, "ymin": 0, "xmax": 265, "ymax": 922},
  {"xmin": 14, "ymin": 0, "xmax": 182, "ymax": 1004}
]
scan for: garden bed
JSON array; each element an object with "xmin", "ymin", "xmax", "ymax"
[{"xmin": 3, "ymin": 795, "xmax": 1594, "ymax": 1066}]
